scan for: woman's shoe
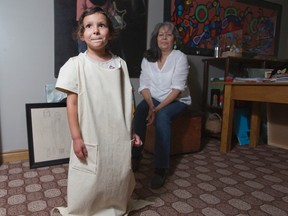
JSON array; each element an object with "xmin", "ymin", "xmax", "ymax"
[{"xmin": 150, "ymin": 168, "xmax": 168, "ymax": 189}]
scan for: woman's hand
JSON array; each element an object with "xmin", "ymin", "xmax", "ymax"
[
  {"xmin": 131, "ymin": 133, "xmax": 143, "ymax": 147},
  {"xmin": 140, "ymin": 89, "xmax": 156, "ymax": 125},
  {"xmin": 73, "ymin": 138, "xmax": 88, "ymax": 160},
  {"xmin": 146, "ymin": 106, "xmax": 156, "ymax": 126}
]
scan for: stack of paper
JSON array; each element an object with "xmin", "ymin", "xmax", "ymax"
[{"xmin": 233, "ymin": 76, "xmax": 288, "ymax": 82}]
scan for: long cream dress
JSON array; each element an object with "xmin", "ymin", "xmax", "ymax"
[{"xmin": 53, "ymin": 53, "xmax": 150, "ymax": 216}]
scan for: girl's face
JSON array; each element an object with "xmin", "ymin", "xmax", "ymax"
[
  {"xmin": 81, "ymin": 13, "xmax": 111, "ymax": 52},
  {"xmin": 157, "ymin": 26, "xmax": 175, "ymax": 52}
]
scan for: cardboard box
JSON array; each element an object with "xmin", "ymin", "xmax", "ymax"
[
  {"xmin": 247, "ymin": 68, "xmax": 273, "ymax": 78},
  {"xmin": 221, "ymin": 51, "xmax": 242, "ymax": 57},
  {"xmin": 267, "ymin": 104, "xmax": 288, "ymax": 149}
]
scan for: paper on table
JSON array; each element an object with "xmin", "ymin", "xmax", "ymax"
[{"xmin": 233, "ymin": 77, "xmax": 288, "ymax": 82}]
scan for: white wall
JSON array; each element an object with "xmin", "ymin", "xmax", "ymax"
[
  {"xmin": 0, "ymin": 0, "xmax": 56, "ymax": 152},
  {"xmin": 0, "ymin": 0, "xmax": 287, "ymax": 152}
]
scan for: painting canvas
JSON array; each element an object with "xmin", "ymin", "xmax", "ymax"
[
  {"xmin": 54, "ymin": 0, "xmax": 148, "ymax": 78},
  {"xmin": 164, "ymin": 0, "xmax": 282, "ymax": 57}
]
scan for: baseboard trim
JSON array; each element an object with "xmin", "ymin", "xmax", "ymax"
[{"xmin": 1, "ymin": 149, "xmax": 29, "ymax": 163}]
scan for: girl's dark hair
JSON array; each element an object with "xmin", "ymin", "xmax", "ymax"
[
  {"xmin": 73, "ymin": 6, "xmax": 117, "ymax": 40},
  {"xmin": 144, "ymin": 21, "xmax": 182, "ymax": 62}
]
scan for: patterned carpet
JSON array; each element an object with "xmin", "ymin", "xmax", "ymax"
[{"xmin": 1, "ymin": 138, "xmax": 288, "ymax": 216}]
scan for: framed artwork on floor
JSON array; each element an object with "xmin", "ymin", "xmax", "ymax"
[
  {"xmin": 26, "ymin": 103, "xmax": 70, "ymax": 168},
  {"xmin": 164, "ymin": 0, "xmax": 282, "ymax": 57}
]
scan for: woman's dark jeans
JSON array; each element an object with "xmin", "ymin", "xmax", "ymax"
[{"xmin": 132, "ymin": 98, "xmax": 188, "ymax": 169}]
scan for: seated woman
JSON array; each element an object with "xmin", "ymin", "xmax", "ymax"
[{"xmin": 132, "ymin": 21, "xmax": 191, "ymax": 189}]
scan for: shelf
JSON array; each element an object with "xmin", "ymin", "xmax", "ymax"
[
  {"xmin": 202, "ymin": 56, "xmax": 288, "ymax": 70},
  {"xmin": 202, "ymin": 57, "xmax": 288, "ymax": 116}
]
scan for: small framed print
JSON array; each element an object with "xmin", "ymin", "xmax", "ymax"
[{"xmin": 26, "ymin": 103, "xmax": 71, "ymax": 168}]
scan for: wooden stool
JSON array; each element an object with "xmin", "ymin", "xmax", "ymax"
[{"xmin": 144, "ymin": 111, "xmax": 202, "ymax": 155}]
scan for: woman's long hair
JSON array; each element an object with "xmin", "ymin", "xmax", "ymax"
[{"xmin": 144, "ymin": 22, "xmax": 182, "ymax": 62}]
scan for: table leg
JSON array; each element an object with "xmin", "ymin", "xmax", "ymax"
[
  {"xmin": 250, "ymin": 102, "xmax": 261, "ymax": 148},
  {"xmin": 221, "ymin": 85, "xmax": 235, "ymax": 153}
]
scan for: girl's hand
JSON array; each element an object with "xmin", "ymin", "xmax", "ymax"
[
  {"xmin": 131, "ymin": 133, "xmax": 143, "ymax": 147},
  {"xmin": 73, "ymin": 138, "xmax": 88, "ymax": 160}
]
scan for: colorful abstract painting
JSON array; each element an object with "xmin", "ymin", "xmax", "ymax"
[{"xmin": 165, "ymin": 0, "xmax": 281, "ymax": 57}]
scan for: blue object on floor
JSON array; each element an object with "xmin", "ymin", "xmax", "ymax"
[{"xmin": 234, "ymin": 108, "xmax": 250, "ymax": 145}]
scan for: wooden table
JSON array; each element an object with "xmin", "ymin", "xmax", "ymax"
[{"xmin": 220, "ymin": 82, "xmax": 288, "ymax": 153}]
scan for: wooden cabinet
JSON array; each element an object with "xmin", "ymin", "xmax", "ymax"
[{"xmin": 202, "ymin": 57, "xmax": 288, "ymax": 114}]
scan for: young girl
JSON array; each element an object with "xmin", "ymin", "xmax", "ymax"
[{"xmin": 53, "ymin": 6, "xmax": 146, "ymax": 215}]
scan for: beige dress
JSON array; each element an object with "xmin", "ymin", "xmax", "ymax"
[{"xmin": 53, "ymin": 53, "xmax": 150, "ymax": 216}]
